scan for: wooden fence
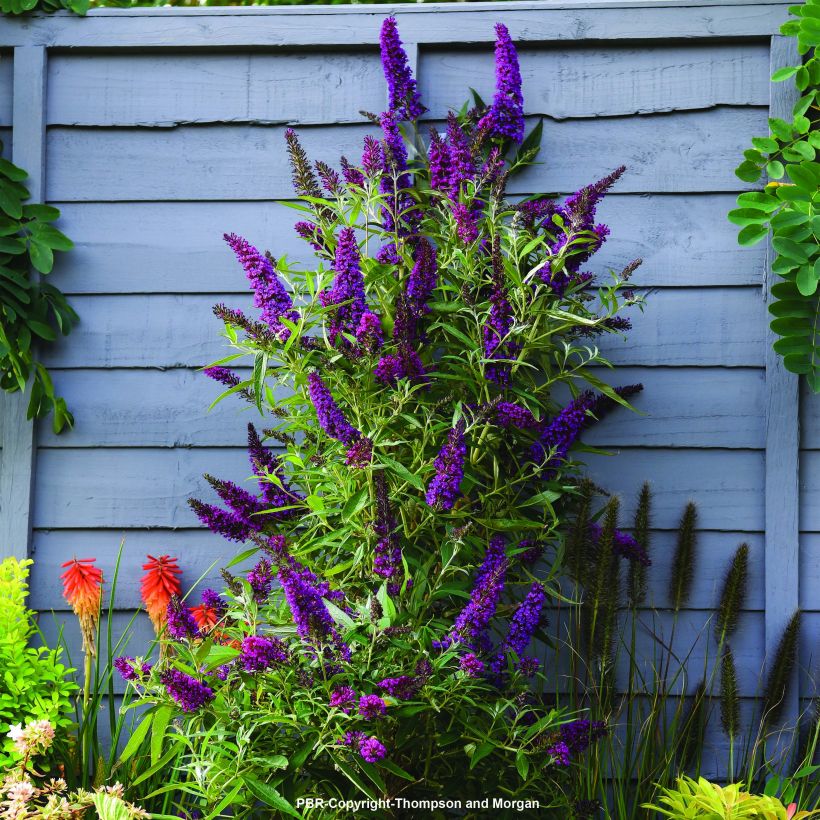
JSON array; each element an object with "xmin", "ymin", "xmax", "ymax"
[{"xmin": 0, "ymin": 0, "xmax": 816, "ymax": 767}]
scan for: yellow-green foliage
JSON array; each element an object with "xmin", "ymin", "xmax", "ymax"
[
  {"xmin": 644, "ymin": 776, "xmax": 820, "ymax": 819},
  {"xmin": 0, "ymin": 557, "xmax": 76, "ymax": 768}
]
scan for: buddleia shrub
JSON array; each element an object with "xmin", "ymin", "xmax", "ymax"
[{"xmin": 117, "ymin": 18, "xmax": 643, "ymax": 817}]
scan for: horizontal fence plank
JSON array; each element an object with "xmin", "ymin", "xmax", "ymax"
[
  {"xmin": 29, "ymin": 527, "xmax": 766, "ymax": 612},
  {"xmin": 581, "ymin": 366, "xmax": 765, "ymax": 448},
  {"xmin": 45, "ymin": 42, "xmax": 768, "ymax": 128},
  {"xmin": 583, "ymin": 448, "xmax": 765, "ymax": 531},
  {"xmin": 51, "ymin": 193, "xmax": 764, "ymax": 295},
  {"xmin": 0, "ymin": 128, "xmax": 10, "ymax": 156},
  {"xmin": 0, "ymin": 53, "xmax": 11, "ymax": 127},
  {"xmin": 32, "ymin": 446, "xmax": 763, "ymax": 530},
  {"xmin": 38, "ymin": 366, "xmax": 764, "ymax": 449},
  {"xmin": 421, "ymin": 41, "xmax": 769, "ymax": 120},
  {"xmin": 48, "ymin": 50, "xmax": 385, "ymax": 127},
  {"xmin": 38, "ymin": 288, "xmax": 764, "ymax": 369},
  {"xmin": 45, "ymin": 109, "xmax": 767, "ymax": 202},
  {"xmin": 48, "ymin": 367, "xmax": 752, "ymax": 450},
  {"xmin": 0, "ymin": 3, "xmax": 792, "ymax": 48}
]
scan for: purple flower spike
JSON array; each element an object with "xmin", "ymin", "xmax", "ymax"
[
  {"xmin": 452, "ymin": 202, "xmax": 479, "ymax": 244},
  {"xmin": 166, "ymin": 595, "xmax": 201, "ymax": 641},
  {"xmin": 546, "ymin": 719, "xmax": 607, "ymax": 764},
  {"xmin": 330, "ymin": 686, "xmax": 357, "ymax": 712},
  {"xmin": 460, "ymin": 653, "xmax": 485, "ymax": 678},
  {"xmin": 223, "ymin": 233, "xmax": 298, "ymax": 340},
  {"xmin": 307, "ymin": 372, "xmax": 361, "ymax": 446},
  {"xmin": 358, "ymin": 694, "xmax": 387, "ymax": 720},
  {"xmin": 294, "ymin": 220, "xmax": 324, "ymax": 253},
  {"xmin": 247, "ymin": 558, "xmax": 274, "ymax": 602},
  {"xmin": 425, "ymin": 420, "xmax": 467, "ymax": 511},
  {"xmin": 491, "ymin": 582, "xmax": 546, "ymax": 675},
  {"xmin": 449, "ymin": 535, "xmax": 508, "ymax": 653},
  {"xmin": 204, "ymin": 366, "xmax": 240, "ymax": 389},
  {"xmin": 239, "ymin": 635, "xmax": 288, "ymax": 672},
  {"xmin": 478, "ymin": 24, "xmax": 525, "ymax": 143},
  {"xmin": 378, "ymin": 675, "xmax": 419, "ymax": 700},
  {"xmin": 428, "ymin": 129, "xmax": 451, "ymax": 195},
  {"xmin": 446, "ymin": 113, "xmax": 476, "ymax": 195},
  {"xmin": 379, "ymin": 16, "xmax": 425, "ymax": 121},
  {"xmin": 345, "ymin": 436, "xmax": 373, "ymax": 469},
  {"xmin": 319, "ymin": 227, "xmax": 371, "ymax": 347},
  {"xmin": 373, "ymin": 471, "xmax": 403, "ymax": 583},
  {"xmin": 189, "ymin": 498, "xmax": 252, "ymax": 543},
  {"xmin": 406, "ymin": 238, "xmax": 438, "ymax": 312},
  {"xmin": 278, "ymin": 561, "xmax": 350, "ymax": 660},
  {"xmin": 160, "ymin": 669, "xmax": 215, "ymax": 712},
  {"xmin": 340, "ymin": 156, "xmax": 366, "ymax": 187},
  {"xmin": 361, "ymin": 136, "xmax": 384, "ymax": 177},
  {"xmin": 114, "ymin": 656, "xmax": 140, "ymax": 682},
  {"xmin": 494, "ymin": 402, "xmax": 538, "ymax": 430},
  {"xmin": 247, "ymin": 423, "xmax": 303, "ymax": 517},
  {"xmin": 360, "ymin": 736, "xmax": 387, "ymax": 763}
]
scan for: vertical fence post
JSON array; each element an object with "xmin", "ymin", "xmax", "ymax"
[
  {"xmin": 764, "ymin": 34, "xmax": 801, "ymax": 731},
  {"xmin": 0, "ymin": 47, "xmax": 47, "ymax": 561}
]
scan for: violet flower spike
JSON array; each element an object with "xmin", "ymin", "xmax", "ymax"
[
  {"xmin": 307, "ymin": 371, "xmax": 361, "ymax": 446},
  {"xmin": 379, "ymin": 16, "xmax": 425, "ymax": 121},
  {"xmin": 223, "ymin": 233, "xmax": 298, "ymax": 340},
  {"xmin": 188, "ymin": 498, "xmax": 253, "ymax": 543},
  {"xmin": 425, "ymin": 420, "xmax": 467, "ymax": 511},
  {"xmin": 160, "ymin": 669, "xmax": 215, "ymax": 712},
  {"xmin": 478, "ymin": 23, "xmax": 525, "ymax": 143}
]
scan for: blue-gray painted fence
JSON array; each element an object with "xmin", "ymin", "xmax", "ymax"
[{"xmin": 0, "ymin": 0, "xmax": 817, "ymax": 773}]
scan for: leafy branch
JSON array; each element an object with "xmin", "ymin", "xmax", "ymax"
[
  {"xmin": 0, "ymin": 141, "xmax": 77, "ymax": 433},
  {"xmin": 732, "ymin": 0, "xmax": 820, "ymax": 389}
]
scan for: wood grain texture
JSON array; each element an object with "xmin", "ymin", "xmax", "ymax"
[
  {"xmin": 582, "ymin": 449, "xmax": 765, "ymax": 531},
  {"xmin": 37, "ymin": 288, "xmax": 764, "ymax": 369},
  {"xmin": 50, "ymin": 194, "xmax": 764, "ymax": 295},
  {"xmin": 48, "ymin": 51, "xmax": 385, "ymax": 127},
  {"xmin": 421, "ymin": 42, "xmax": 769, "ymax": 120},
  {"xmin": 0, "ymin": 3, "xmax": 793, "ymax": 49},
  {"xmin": 32, "ymin": 446, "xmax": 764, "ymax": 531},
  {"xmin": 765, "ymin": 35, "xmax": 802, "ymax": 725},
  {"xmin": 45, "ymin": 109, "xmax": 767, "ymax": 202},
  {"xmin": 1, "ymin": 48, "xmax": 46, "ymax": 561},
  {"xmin": 36, "ymin": 366, "xmax": 762, "ymax": 449}
]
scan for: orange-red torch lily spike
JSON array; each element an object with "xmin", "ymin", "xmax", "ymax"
[
  {"xmin": 141, "ymin": 554, "xmax": 182, "ymax": 635},
  {"xmin": 60, "ymin": 558, "xmax": 103, "ymax": 656}
]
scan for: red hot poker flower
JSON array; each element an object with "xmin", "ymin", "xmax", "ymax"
[
  {"xmin": 61, "ymin": 558, "xmax": 103, "ymax": 656},
  {"xmin": 141, "ymin": 555, "xmax": 182, "ymax": 635}
]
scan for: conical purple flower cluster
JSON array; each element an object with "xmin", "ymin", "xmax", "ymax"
[
  {"xmin": 448, "ymin": 535, "xmax": 508, "ymax": 653},
  {"xmin": 494, "ymin": 401, "xmax": 538, "ymax": 430},
  {"xmin": 224, "ymin": 233, "xmax": 298, "ymax": 340},
  {"xmin": 483, "ymin": 238, "xmax": 518, "ymax": 383},
  {"xmin": 160, "ymin": 669, "xmax": 214, "ymax": 712},
  {"xmin": 166, "ymin": 596, "xmax": 201, "ymax": 641},
  {"xmin": 529, "ymin": 391, "xmax": 597, "ymax": 472},
  {"xmin": 373, "ymin": 471, "xmax": 403, "ymax": 588},
  {"xmin": 491, "ymin": 582, "xmax": 546, "ymax": 676},
  {"xmin": 247, "ymin": 558, "xmax": 274, "ymax": 601},
  {"xmin": 478, "ymin": 24, "xmax": 524, "ymax": 143},
  {"xmin": 540, "ymin": 167, "xmax": 626, "ymax": 292},
  {"xmin": 204, "ymin": 473, "xmax": 274, "ymax": 530},
  {"xmin": 189, "ymin": 498, "xmax": 252, "ymax": 543},
  {"xmin": 307, "ymin": 372, "xmax": 361, "ymax": 446},
  {"xmin": 247, "ymin": 423, "xmax": 303, "ymax": 517},
  {"xmin": 319, "ymin": 228, "xmax": 373, "ymax": 347},
  {"xmin": 278, "ymin": 560, "xmax": 350, "ymax": 660},
  {"xmin": 425, "ymin": 420, "xmax": 467, "ymax": 511},
  {"xmin": 203, "ymin": 366, "xmax": 240, "ymax": 389},
  {"xmin": 239, "ymin": 635, "xmax": 288, "ymax": 672},
  {"xmin": 406, "ymin": 238, "xmax": 438, "ymax": 312},
  {"xmin": 379, "ymin": 16, "xmax": 425, "ymax": 121}
]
